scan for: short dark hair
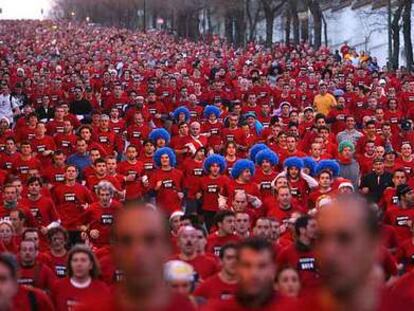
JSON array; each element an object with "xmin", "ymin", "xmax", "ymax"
[
  {"xmin": 214, "ymin": 210, "xmax": 235, "ymax": 225},
  {"xmin": 219, "ymin": 242, "xmax": 238, "ymax": 259},
  {"xmin": 22, "ymin": 228, "xmax": 39, "ymax": 241},
  {"xmin": 236, "ymin": 237, "xmax": 275, "ymax": 260},
  {"xmin": 47, "ymin": 226, "xmax": 69, "ymax": 243},
  {"xmin": 294, "ymin": 215, "xmax": 313, "ymax": 236},
  {"xmin": 26, "ymin": 176, "xmax": 42, "ymax": 186}
]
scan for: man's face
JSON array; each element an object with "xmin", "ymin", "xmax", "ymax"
[
  {"xmin": 288, "ymin": 167, "xmax": 299, "ymax": 179},
  {"xmin": 65, "ymin": 167, "xmax": 77, "ymax": 181},
  {"xmin": 20, "ymin": 241, "xmax": 37, "ymax": 265},
  {"xmin": 219, "ymin": 216, "xmax": 235, "ymax": 235},
  {"xmin": 235, "ymin": 213, "xmax": 250, "ymax": 235},
  {"xmin": 71, "ymin": 252, "xmax": 93, "ymax": 279},
  {"xmin": 3, "ymin": 187, "xmax": 16, "ymax": 202},
  {"xmin": 98, "ymin": 189, "xmax": 112, "ymax": 206},
  {"xmin": 233, "ymin": 193, "xmax": 248, "ymax": 212},
  {"xmin": 169, "ymin": 280, "xmax": 192, "ymax": 296},
  {"xmin": 240, "ymin": 169, "xmax": 251, "ymax": 182},
  {"xmin": 253, "ymin": 219, "xmax": 271, "ymax": 239},
  {"xmin": 160, "ymin": 154, "xmax": 170, "ymax": 167},
  {"xmin": 28, "ymin": 181, "xmax": 41, "ymax": 196},
  {"xmin": 278, "ymin": 188, "xmax": 291, "ymax": 206},
  {"xmin": 195, "ymin": 230, "xmax": 207, "ymax": 253},
  {"xmin": 95, "ymin": 162, "xmax": 107, "ymax": 176},
  {"xmin": 346, "ymin": 117, "xmax": 355, "ymax": 129},
  {"xmin": 237, "ymin": 249, "xmax": 276, "ymax": 297},
  {"xmin": 221, "ymin": 248, "xmax": 237, "ymax": 276},
  {"xmin": 114, "ymin": 208, "xmax": 170, "ymax": 292},
  {"xmin": 286, "ymin": 137, "xmax": 296, "ymax": 151},
  {"xmin": 0, "ymin": 264, "xmax": 17, "ymax": 310},
  {"xmin": 20, "ymin": 144, "xmax": 31, "ymax": 156},
  {"xmin": 403, "ymin": 190, "xmax": 414, "ymax": 206},
  {"xmin": 317, "ymin": 202, "xmax": 378, "ymax": 297},
  {"xmin": 393, "ymin": 172, "xmax": 407, "ymax": 186},
  {"xmin": 365, "ymin": 124, "xmax": 376, "ymax": 136},
  {"xmin": 365, "ymin": 143, "xmax": 375, "ymax": 155},
  {"xmin": 401, "ymin": 144, "xmax": 412, "ymax": 157},
  {"xmin": 80, "ymin": 129, "xmax": 92, "ymax": 140},
  {"xmin": 373, "ymin": 161, "xmax": 384, "ymax": 174},
  {"xmin": 178, "ymin": 228, "xmax": 197, "ymax": 255},
  {"xmin": 9, "ymin": 211, "xmax": 23, "ymax": 231},
  {"xmin": 50, "ymin": 232, "xmax": 66, "ymax": 251},
  {"xmin": 311, "ymin": 144, "xmax": 322, "ymax": 157},
  {"xmin": 319, "ymin": 172, "xmax": 332, "ymax": 188},
  {"xmin": 190, "ymin": 124, "xmax": 200, "ymax": 136},
  {"xmin": 76, "ymin": 140, "xmax": 88, "ymax": 153}
]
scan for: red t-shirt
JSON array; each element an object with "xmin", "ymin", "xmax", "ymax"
[
  {"xmin": 193, "ymin": 273, "xmax": 237, "ymax": 301},
  {"xmin": 45, "ymin": 251, "xmax": 68, "ymax": 278},
  {"xmin": 276, "ymin": 243, "xmax": 321, "ymax": 289},
  {"xmin": 18, "ymin": 262, "xmax": 56, "ymax": 292},
  {"xmin": 117, "ymin": 160, "xmax": 145, "ymax": 200},
  {"xmin": 20, "ymin": 195, "xmax": 59, "ymax": 228},
  {"xmin": 170, "ymin": 254, "xmax": 219, "ymax": 281},
  {"xmin": 384, "ymin": 206, "xmax": 414, "ymax": 242},
  {"xmin": 12, "ymin": 286, "xmax": 54, "ymax": 311},
  {"xmin": 52, "ymin": 278, "xmax": 110, "ymax": 311},
  {"xmin": 196, "ymin": 175, "xmax": 231, "ymax": 211},
  {"xmin": 150, "ymin": 168, "xmax": 184, "ymax": 215},
  {"xmin": 206, "ymin": 233, "xmax": 241, "ymax": 257},
  {"xmin": 52, "ymin": 183, "xmax": 93, "ymax": 229}
]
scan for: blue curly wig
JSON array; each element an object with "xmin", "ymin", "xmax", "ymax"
[
  {"xmin": 173, "ymin": 106, "xmax": 190, "ymax": 122},
  {"xmin": 302, "ymin": 157, "xmax": 318, "ymax": 176},
  {"xmin": 203, "ymin": 154, "xmax": 227, "ymax": 174},
  {"xmin": 231, "ymin": 159, "xmax": 255, "ymax": 179},
  {"xmin": 249, "ymin": 143, "xmax": 269, "ymax": 161},
  {"xmin": 153, "ymin": 147, "xmax": 176, "ymax": 167},
  {"xmin": 203, "ymin": 105, "xmax": 221, "ymax": 119},
  {"xmin": 255, "ymin": 149, "xmax": 279, "ymax": 166},
  {"xmin": 149, "ymin": 128, "xmax": 171, "ymax": 144},
  {"xmin": 283, "ymin": 156, "xmax": 304, "ymax": 169},
  {"xmin": 315, "ymin": 159, "xmax": 340, "ymax": 177}
]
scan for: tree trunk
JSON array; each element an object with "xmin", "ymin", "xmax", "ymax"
[
  {"xmin": 285, "ymin": 9, "xmax": 291, "ymax": 44},
  {"xmin": 301, "ymin": 15, "xmax": 309, "ymax": 42},
  {"xmin": 306, "ymin": 0, "xmax": 322, "ymax": 48},
  {"xmin": 403, "ymin": 0, "xmax": 413, "ymax": 71},
  {"xmin": 264, "ymin": 9, "xmax": 275, "ymax": 47},
  {"xmin": 289, "ymin": 0, "xmax": 300, "ymax": 45},
  {"xmin": 225, "ymin": 11, "xmax": 234, "ymax": 44},
  {"xmin": 322, "ymin": 14, "xmax": 328, "ymax": 46},
  {"xmin": 391, "ymin": 3, "xmax": 404, "ymax": 69}
]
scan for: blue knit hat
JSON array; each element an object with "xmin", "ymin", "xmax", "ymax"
[
  {"xmin": 231, "ymin": 159, "xmax": 255, "ymax": 179},
  {"xmin": 283, "ymin": 157, "xmax": 304, "ymax": 169},
  {"xmin": 149, "ymin": 128, "xmax": 171, "ymax": 145},
  {"xmin": 203, "ymin": 105, "xmax": 221, "ymax": 119},
  {"xmin": 255, "ymin": 149, "xmax": 279, "ymax": 166},
  {"xmin": 203, "ymin": 154, "xmax": 226, "ymax": 174},
  {"xmin": 249, "ymin": 143, "xmax": 269, "ymax": 161},
  {"xmin": 173, "ymin": 106, "xmax": 191, "ymax": 122},
  {"xmin": 316, "ymin": 159, "xmax": 340, "ymax": 177},
  {"xmin": 154, "ymin": 147, "xmax": 176, "ymax": 167},
  {"xmin": 302, "ymin": 157, "xmax": 318, "ymax": 176}
]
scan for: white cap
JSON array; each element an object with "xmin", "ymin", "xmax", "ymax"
[
  {"xmin": 338, "ymin": 182, "xmax": 354, "ymax": 191},
  {"xmin": 318, "ymin": 197, "xmax": 332, "ymax": 208},
  {"xmin": 164, "ymin": 260, "xmax": 195, "ymax": 282},
  {"xmin": 169, "ymin": 210, "xmax": 184, "ymax": 222},
  {"xmin": 379, "ymin": 79, "xmax": 386, "ymax": 85}
]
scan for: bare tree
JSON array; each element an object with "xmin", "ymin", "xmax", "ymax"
[
  {"xmin": 260, "ymin": 0, "xmax": 287, "ymax": 47},
  {"xmin": 402, "ymin": 0, "xmax": 413, "ymax": 70}
]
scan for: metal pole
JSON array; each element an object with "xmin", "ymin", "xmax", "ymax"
[{"xmin": 387, "ymin": 0, "xmax": 392, "ymax": 69}]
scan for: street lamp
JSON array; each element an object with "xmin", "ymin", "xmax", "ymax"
[{"xmin": 86, "ymin": 16, "xmax": 90, "ymax": 23}]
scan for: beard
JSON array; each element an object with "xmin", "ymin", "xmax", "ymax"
[{"xmin": 235, "ymin": 280, "xmax": 274, "ymax": 309}]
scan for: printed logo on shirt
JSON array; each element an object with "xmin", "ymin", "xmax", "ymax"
[
  {"xmin": 19, "ymin": 166, "xmax": 29, "ymax": 174},
  {"xmin": 162, "ymin": 179, "xmax": 173, "ymax": 189},
  {"xmin": 55, "ymin": 174, "xmax": 65, "ymax": 182},
  {"xmin": 114, "ymin": 269, "xmax": 124, "ymax": 282},
  {"xmin": 61, "ymin": 140, "xmax": 70, "ymax": 148},
  {"xmin": 260, "ymin": 181, "xmax": 272, "ymax": 190},
  {"xmin": 132, "ymin": 131, "xmax": 141, "ymax": 138},
  {"xmin": 5, "ymin": 162, "xmax": 12, "ymax": 169},
  {"xmin": 220, "ymin": 292, "xmax": 233, "ymax": 300},
  {"xmin": 290, "ymin": 188, "xmax": 301, "ymax": 197},
  {"xmin": 149, "ymin": 108, "xmax": 157, "ymax": 115},
  {"xmin": 17, "ymin": 277, "xmax": 34, "ymax": 286},
  {"xmin": 213, "ymin": 246, "xmax": 222, "ymax": 257},
  {"xmin": 396, "ymin": 216, "xmax": 410, "ymax": 226},
  {"xmin": 392, "ymin": 196, "xmax": 399, "ymax": 205},
  {"xmin": 99, "ymin": 136, "xmax": 108, "ymax": 143},
  {"xmin": 55, "ymin": 265, "xmax": 66, "ymax": 277},
  {"xmin": 37, "ymin": 145, "xmax": 46, "ymax": 153},
  {"xmin": 30, "ymin": 207, "xmax": 40, "ymax": 218},
  {"xmin": 101, "ymin": 214, "xmax": 113, "ymax": 225},
  {"xmin": 193, "ymin": 168, "xmax": 203, "ymax": 176},
  {"xmin": 210, "ymin": 128, "xmax": 219, "ymax": 135},
  {"xmin": 298, "ymin": 257, "xmax": 316, "ymax": 271},
  {"xmin": 207, "ymin": 184, "xmax": 218, "ymax": 193},
  {"xmin": 64, "ymin": 193, "xmax": 76, "ymax": 202},
  {"xmin": 66, "ymin": 299, "xmax": 79, "ymax": 311},
  {"xmin": 144, "ymin": 163, "xmax": 154, "ymax": 170}
]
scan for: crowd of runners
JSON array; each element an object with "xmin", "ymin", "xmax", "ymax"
[{"xmin": 0, "ymin": 19, "xmax": 413, "ymax": 310}]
